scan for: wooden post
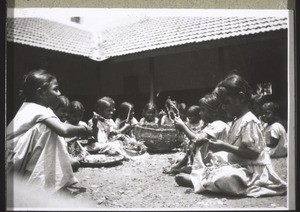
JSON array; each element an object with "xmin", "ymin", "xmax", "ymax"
[{"xmin": 149, "ymin": 57, "xmax": 155, "ymax": 104}]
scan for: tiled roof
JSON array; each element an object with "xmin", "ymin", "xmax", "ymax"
[
  {"xmin": 6, "ymin": 18, "xmax": 93, "ymax": 57},
  {"xmin": 6, "ymin": 16, "xmax": 287, "ymax": 61},
  {"xmin": 101, "ymin": 16, "xmax": 287, "ymax": 58}
]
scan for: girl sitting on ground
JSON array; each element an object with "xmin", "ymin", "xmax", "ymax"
[
  {"xmin": 174, "ymin": 74, "xmax": 286, "ymax": 197},
  {"xmin": 6, "ymin": 69, "xmax": 93, "ymax": 193},
  {"xmin": 167, "ymin": 93, "xmax": 229, "ymax": 175},
  {"xmin": 53, "ymin": 98, "xmax": 83, "ymax": 172},
  {"xmin": 64, "ymin": 100, "xmax": 90, "ymax": 169},
  {"xmin": 86, "ymin": 97, "xmax": 132, "ymax": 159},
  {"xmin": 159, "ymin": 98, "xmax": 181, "ymax": 125},
  {"xmin": 261, "ymin": 102, "xmax": 287, "ymax": 158},
  {"xmin": 163, "ymin": 105, "xmax": 205, "ymax": 174},
  {"xmin": 115, "ymin": 101, "xmax": 138, "ymax": 136},
  {"xmin": 185, "ymin": 105, "xmax": 206, "ymax": 134},
  {"xmin": 139, "ymin": 102, "xmax": 159, "ymax": 124},
  {"xmin": 115, "ymin": 101, "xmax": 147, "ymax": 155},
  {"xmin": 181, "ymin": 105, "xmax": 205, "ymax": 153},
  {"xmin": 66, "ymin": 101, "xmax": 88, "ymax": 127}
]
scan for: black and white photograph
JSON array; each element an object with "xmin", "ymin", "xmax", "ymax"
[{"xmin": 5, "ymin": 5, "xmax": 295, "ymax": 211}]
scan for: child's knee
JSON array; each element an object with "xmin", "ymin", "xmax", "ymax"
[
  {"xmin": 175, "ymin": 174, "xmax": 184, "ymax": 185},
  {"xmin": 175, "ymin": 173, "xmax": 191, "ymax": 187}
]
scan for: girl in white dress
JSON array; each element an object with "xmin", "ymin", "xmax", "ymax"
[
  {"xmin": 87, "ymin": 97, "xmax": 133, "ymax": 159},
  {"xmin": 139, "ymin": 102, "xmax": 159, "ymax": 124},
  {"xmin": 172, "ymin": 93, "xmax": 229, "ymax": 181},
  {"xmin": 115, "ymin": 102, "xmax": 138, "ymax": 136},
  {"xmin": 6, "ymin": 69, "xmax": 93, "ymax": 193},
  {"xmin": 261, "ymin": 102, "xmax": 287, "ymax": 158},
  {"xmin": 174, "ymin": 74, "xmax": 286, "ymax": 197},
  {"xmin": 115, "ymin": 102, "xmax": 147, "ymax": 155}
]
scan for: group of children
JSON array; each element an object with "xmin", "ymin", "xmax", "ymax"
[
  {"xmin": 6, "ymin": 69, "xmax": 288, "ymax": 198},
  {"xmin": 49, "ymin": 89, "xmax": 150, "ymax": 167},
  {"xmin": 164, "ymin": 74, "xmax": 287, "ymax": 197},
  {"xmin": 84, "ymin": 97, "xmax": 146, "ymax": 159}
]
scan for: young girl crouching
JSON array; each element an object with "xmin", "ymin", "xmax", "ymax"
[
  {"xmin": 174, "ymin": 74, "xmax": 287, "ymax": 197},
  {"xmin": 172, "ymin": 92, "xmax": 229, "ymax": 180},
  {"xmin": 6, "ymin": 69, "xmax": 93, "ymax": 193}
]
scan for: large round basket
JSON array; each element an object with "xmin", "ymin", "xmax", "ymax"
[{"xmin": 133, "ymin": 123, "xmax": 184, "ymax": 153}]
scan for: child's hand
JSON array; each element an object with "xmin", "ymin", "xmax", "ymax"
[
  {"xmin": 173, "ymin": 117, "xmax": 185, "ymax": 129},
  {"xmin": 123, "ymin": 122, "xmax": 131, "ymax": 130},
  {"xmin": 208, "ymin": 139, "xmax": 226, "ymax": 152}
]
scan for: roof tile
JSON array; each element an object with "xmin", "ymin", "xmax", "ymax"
[
  {"xmin": 6, "ymin": 18, "xmax": 93, "ymax": 57},
  {"xmin": 6, "ymin": 16, "xmax": 287, "ymax": 61},
  {"xmin": 101, "ymin": 16, "xmax": 287, "ymax": 58}
]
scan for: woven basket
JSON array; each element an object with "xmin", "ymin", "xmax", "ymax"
[{"xmin": 133, "ymin": 123, "xmax": 184, "ymax": 153}]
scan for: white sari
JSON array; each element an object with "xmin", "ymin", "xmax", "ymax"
[{"xmin": 6, "ymin": 102, "xmax": 77, "ymax": 192}]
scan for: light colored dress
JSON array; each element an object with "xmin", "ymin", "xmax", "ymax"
[
  {"xmin": 192, "ymin": 120, "xmax": 230, "ymax": 169},
  {"xmin": 202, "ymin": 120, "xmax": 229, "ymax": 141},
  {"xmin": 263, "ymin": 122, "xmax": 287, "ymax": 158},
  {"xmin": 186, "ymin": 119, "xmax": 205, "ymax": 134},
  {"xmin": 6, "ymin": 102, "xmax": 78, "ymax": 192},
  {"xmin": 190, "ymin": 112, "xmax": 287, "ymax": 197},
  {"xmin": 87, "ymin": 117, "xmax": 129, "ymax": 157}
]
